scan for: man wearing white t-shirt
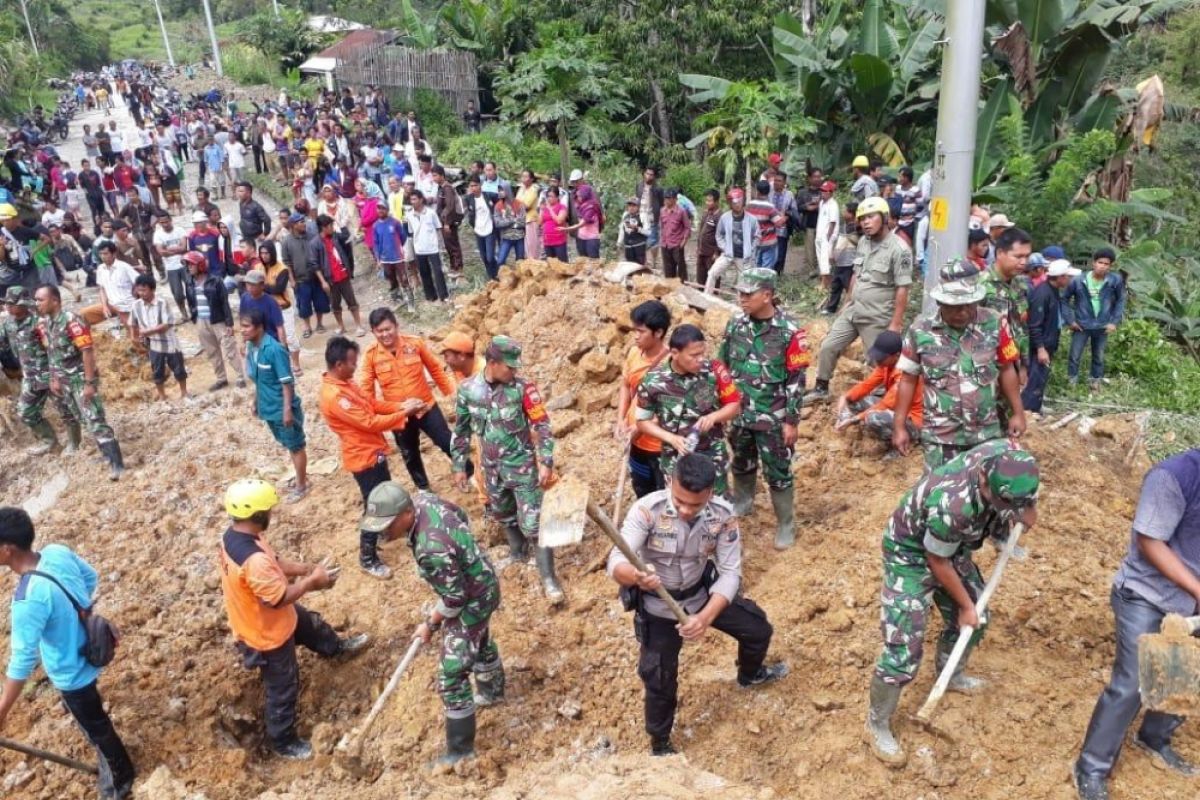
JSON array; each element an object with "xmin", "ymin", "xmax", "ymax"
[
  {"xmin": 153, "ymin": 211, "xmax": 193, "ymax": 319},
  {"xmin": 82, "ymin": 242, "xmax": 139, "ymax": 338}
]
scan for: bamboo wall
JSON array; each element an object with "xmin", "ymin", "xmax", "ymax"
[{"xmin": 336, "ymin": 45, "xmax": 479, "ymax": 114}]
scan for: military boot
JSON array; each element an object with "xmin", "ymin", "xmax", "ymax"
[
  {"xmin": 731, "ymin": 471, "xmax": 756, "ymax": 517},
  {"xmin": 769, "ymin": 485, "xmax": 796, "ymax": 550},
  {"xmin": 535, "ymin": 547, "xmax": 564, "ymax": 604},
  {"xmin": 936, "ymin": 643, "xmax": 986, "ymax": 694},
  {"xmin": 473, "ymin": 653, "xmax": 505, "ymax": 707},
  {"xmin": 865, "ymin": 675, "xmax": 906, "ymax": 766},
  {"xmin": 505, "ymin": 525, "xmax": 530, "ymax": 563},
  {"xmin": 25, "ymin": 420, "xmax": 59, "ymax": 455},
  {"xmin": 435, "ymin": 712, "xmax": 476, "ymax": 766},
  {"xmin": 805, "ymin": 379, "xmax": 831, "ymax": 403},
  {"xmin": 98, "ymin": 440, "xmax": 125, "ymax": 480},
  {"xmin": 359, "ymin": 531, "xmax": 393, "ymax": 579},
  {"xmin": 64, "ymin": 422, "xmax": 82, "ymax": 454}
]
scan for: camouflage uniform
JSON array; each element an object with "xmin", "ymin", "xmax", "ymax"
[
  {"xmin": 719, "ymin": 305, "xmax": 810, "ymax": 490},
  {"xmin": 980, "ymin": 266, "xmax": 1031, "ymax": 362},
  {"xmin": 450, "ymin": 363, "xmax": 554, "ymax": 541},
  {"xmin": 37, "ymin": 310, "xmax": 116, "ymax": 445},
  {"xmin": 896, "ymin": 307, "xmax": 1019, "ymax": 471},
  {"xmin": 408, "ymin": 491, "xmax": 502, "ymax": 715},
  {"xmin": 635, "ymin": 357, "xmax": 742, "ymax": 496},
  {"xmin": 875, "ymin": 440, "xmax": 1019, "ymax": 686},
  {"xmin": 0, "ymin": 292, "xmax": 76, "ymax": 438}
]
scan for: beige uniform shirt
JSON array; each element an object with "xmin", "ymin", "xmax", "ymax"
[{"xmin": 850, "ymin": 230, "xmax": 913, "ymax": 322}]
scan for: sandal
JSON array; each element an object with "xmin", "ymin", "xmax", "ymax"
[
  {"xmin": 316, "ymin": 325, "xmax": 327, "ymax": 333},
  {"xmin": 285, "ymin": 484, "xmax": 310, "ymax": 504},
  {"xmin": 302, "ymin": 329, "xmax": 313, "ymax": 339}
]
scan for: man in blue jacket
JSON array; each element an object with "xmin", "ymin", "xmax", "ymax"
[
  {"xmin": 1063, "ymin": 247, "xmax": 1125, "ymax": 391},
  {"xmin": 1021, "ymin": 258, "xmax": 1079, "ymax": 413},
  {"xmin": 0, "ymin": 507, "xmax": 135, "ymax": 799}
]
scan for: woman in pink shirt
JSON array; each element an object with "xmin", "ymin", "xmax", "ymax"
[
  {"xmin": 575, "ymin": 184, "xmax": 603, "ymax": 259},
  {"xmin": 540, "ymin": 186, "xmax": 570, "ymax": 262}
]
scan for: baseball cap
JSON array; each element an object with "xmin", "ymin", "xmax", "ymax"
[
  {"xmin": 867, "ymin": 330, "xmax": 903, "ymax": 362},
  {"xmin": 988, "ymin": 213, "xmax": 1015, "ymax": 230},
  {"xmin": 728, "ymin": 188, "xmax": 745, "ymax": 202},
  {"xmin": 625, "ymin": 196, "xmax": 640, "ymax": 206},
  {"xmin": 401, "ymin": 174, "xmax": 416, "ymax": 184},
  {"xmin": 1046, "ymin": 259, "xmax": 1080, "ymax": 278},
  {"xmin": 664, "ymin": 188, "xmax": 679, "ymax": 199},
  {"xmin": 287, "ymin": 212, "xmax": 306, "ymax": 225},
  {"xmin": 768, "ymin": 152, "xmax": 782, "ymax": 166},
  {"xmin": 192, "ymin": 211, "xmax": 208, "ymax": 223},
  {"xmin": 3, "ymin": 286, "xmax": 34, "ymax": 307},
  {"xmin": 485, "ymin": 335, "xmax": 522, "ymax": 368},
  {"xmin": 392, "ymin": 143, "xmax": 404, "ymax": 151},
  {"xmin": 986, "ymin": 450, "xmax": 1040, "ymax": 508},
  {"xmin": 244, "ymin": 270, "xmax": 266, "ymax": 285},
  {"xmin": 1026, "ymin": 253, "xmax": 1046, "ymax": 271},
  {"xmin": 568, "ymin": 168, "xmax": 584, "ymax": 182},
  {"xmin": 440, "ymin": 331, "xmax": 475, "ymax": 354},
  {"xmin": 735, "ymin": 266, "xmax": 777, "ymax": 294},
  {"xmin": 360, "ymin": 481, "xmax": 414, "ymax": 532},
  {"xmin": 820, "ymin": 180, "xmax": 836, "ymax": 192},
  {"xmin": 1041, "ymin": 245, "xmax": 1066, "ymax": 261}
]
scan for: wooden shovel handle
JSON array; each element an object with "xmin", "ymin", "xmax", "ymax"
[
  {"xmin": 0, "ymin": 736, "xmax": 98, "ymax": 775},
  {"xmin": 586, "ymin": 500, "xmax": 690, "ymax": 625}
]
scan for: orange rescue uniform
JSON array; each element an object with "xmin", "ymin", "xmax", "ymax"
[
  {"xmin": 359, "ymin": 335, "xmax": 455, "ymax": 405},
  {"xmin": 318, "ymin": 372, "xmax": 409, "ymax": 473},
  {"xmin": 218, "ymin": 530, "xmax": 296, "ymax": 652},
  {"xmin": 845, "ymin": 363, "xmax": 924, "ymax": 428}
]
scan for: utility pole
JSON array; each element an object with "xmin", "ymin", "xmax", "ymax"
[
  {"xmin": 17, "ymin": 0, "xmax": 39, "ymax": 58},
  {"xmin": 272, "ymin": 0, "xmax": 281, "ymax": 18},
  {"xmin": 151, "ymin": 0, "xmax": 175, "ymax": 67},
  {"xmin": 200, "ymin": 0, "xmax": 223, "ymax": 77},
  {"xmin": 923, "ymin": 0, "xmax": 987, "ymax": 312}
]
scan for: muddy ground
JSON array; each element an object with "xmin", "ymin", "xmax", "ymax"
[{"xmin": 0, "ymin": 254, "xmax": 1195, "ymax": 800}]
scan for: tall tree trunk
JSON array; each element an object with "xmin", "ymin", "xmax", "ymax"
[
  {"xmin": 647, "ymin": 28, "xmax": 673, "ymax": 144},
  {"xmin": 801, "ymin": 0, "xmax": 818, "ymax": 35},
  {"xmin": 558, "ymin": 119, "xmax": 570, "ymax": 182}
]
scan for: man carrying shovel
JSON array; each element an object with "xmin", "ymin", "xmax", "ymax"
[
  {"xmin": 1074, "ymin": 448, "xmax": 1200, "ymax": 800},
  {"xmin": 607, "ymin": 454, "xmax": 788, "ymax": 757},
  {"xmin": 363, "ymin": 481, "xmax": 504, "ymax": 766},
  {"xmin": 866, "ymin": 440, "xmax": 1039, "ymax": 766}
]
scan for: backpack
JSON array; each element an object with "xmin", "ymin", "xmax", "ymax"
[{"xmin": 30, "ymin": 570, "xmax": 119, "ymax": 668}]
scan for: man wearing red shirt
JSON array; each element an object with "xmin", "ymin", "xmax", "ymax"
[{"xmin": 658, "ymin": 189, "xmax": 692, "ymax": 282}]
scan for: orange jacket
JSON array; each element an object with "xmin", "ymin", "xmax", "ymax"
[
  {"xmin": 845, "ymin": 363, "xmax": 924, "ymax": 427},
  {"xmin": 359, "ymin": 336, "xmax": 455, "ymax": 406},
  {"xmin": 318, "ymin": 372, "xmax": 408, "ymax": 473}
]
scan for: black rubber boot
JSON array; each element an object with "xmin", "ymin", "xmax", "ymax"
[
  {"xmin": 505, "ymin": 525, "xmax": 529, "ymax": 563},
  {"xmin": 436, "ymin": 712, "xmax": 476, "ymax": 766},
  {"xmin": 650, "ymin": 737, "xmax": 677, "ymax": 756},
  {"xmin": 473, "ymin": 653, "xmax": 505, "ymax": 706},
  {"xmin": 359, "ymin": 530, "xmax": 392, "ymax": 579},
  {"xmin": 536, "ymin": 547, "xmax": 564, "ymax": 604},
  {"xmin": 769, "ymin": 486, "xmax": 796, "ymax": 550},
  {"xmin": 25, "ymin": 419, "xmax": 58, "ymax": 455},
  {"xmin": 731, "ymin": 471, "xmax": 756, "ymax": 517},
  {"xmin": 805, "ymin": 379, "xmax": 831, "ymax": 402},
  {"xmin": 99, "ymin": 440, "xmax": 125, "ymax": 480}
]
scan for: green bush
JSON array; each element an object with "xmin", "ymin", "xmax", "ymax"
[
  {"xmin": 409, "ymin": 88, "xmax": 463, "ymax": 151},
  {"xmin": 522, "ymin": 139, "xmax": 562, "ymax": 177},
  {"xmin": 222, "ymin": 43, "xmax": 275, "ymax": 86},
  {"xmin": 1091, "ymin": 319, "xmax": 1200, "ymax": 413},
  {"xmin": 442, "ymin": 133, "xmax": 520, "ymax": 174},
  {"xmin": 662, "ymin": 162, "xmax": 716, "ymax": 204}
]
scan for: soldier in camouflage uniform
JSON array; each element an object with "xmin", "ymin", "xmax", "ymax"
[
  {"xmin": 981, "ymin": 228, "xmax": 1033, "ymax": 399},
  {"xmin": 450, "ymin": 335, "xmax": 563, "ymax": 602},
  {"xmin": 1, "ymin": 286, "xmax": 78, "ymax": 454},
  {"xmin": 891, "ymin": 260, "xmax": 1027, "ymax": 472},
  {"xmin": 866, "ymin": 440, "xmax": 1039, "ymax": 766},
  {"xmin": 635, "ymin": 324, "xmax": 743, "ymax": 497},
  {"xmin": 365, "ymin": 481, "xmax": 503, "ymax": 766},
  {"xmin": 33, "ymin": 285, "xmax": 126, "ymax": 480},
  {"xmin": 718, "ymin": 267, "xmax": 810, "ymax": 550}
]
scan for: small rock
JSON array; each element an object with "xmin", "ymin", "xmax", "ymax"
[
  {"xmin": 550, "ymin": 411, "xmax": 583, "ymax": 438},
  {"xmin": 578, "ymin": 350, "xmax": 620, "ymax": 383},
  {"xmin": 557, "ymin": 699, "xmax": 582, "ymax": 720},
  {"xmin": 746, "ymin": 720, "xmax": 761, "ymax": 734},
  {"xmin": 826, "ymin": 608, "xmax": 854, "ymax": 632},
  {"xmin": 810, "ymin": 694, "xmax": 844, "ymax": 712},
  {"xmin": 545, "ymin": 391, "xmax": 577, "ymax": 412},
  {"xmin": 165, "ymin": 696, "xmax": 187, "ymax": 722}
]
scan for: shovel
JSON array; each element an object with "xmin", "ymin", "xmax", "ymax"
[
  {"xmin": 0, "ymin": 736, "xmax": 98, "ymax": 775},
  {"xmin": 916, "ymin": 522, "xmax": 1026, "ymax": 722},
  {"xmin": 538, "ymin": 473, "xmax": 591, "ymax": 548},
  {"xmin": 336, "ymin": 638, "xmax": 423, "ymax": 772},
  {"xmin": 1138, "ymin": 614, "xmax": 1200, "ymax": 714}
]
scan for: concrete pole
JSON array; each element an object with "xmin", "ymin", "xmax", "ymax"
[
  {"xmin": 18, "ymin": 0, "xmax": 39, "ymax": 58},
  {"xmin": 200, "ymin": 0, "xmax": 223, "ymax": 77},
  {"xmin": 151, "ymin": 0, "xmax": 175, "ymax": 67},
  {"xmin": 923, "ymin": 0, "xmax": 986, "ymax": 313},
  {"xmin": 272, "ymin": 0, "xmax": 281, "ymax": 18}
]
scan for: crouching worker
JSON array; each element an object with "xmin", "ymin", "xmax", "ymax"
[
  {"xmin": 867, "ymin": 441, "xmax": 1038, "ymax": 766},
  {"xmin": 607, "ymin": 454, "xmax": 788, "ymax": 757},
  {"xmin": 218, "ymin": 479, "xmax": 370, "ymax": 760},
  {"xmin": 362, "ymin": 481, "xmax": 504, "ymax": 765}
]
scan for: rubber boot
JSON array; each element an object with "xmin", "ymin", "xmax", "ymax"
[
  {"xmin": 865, "ymin": 675, "xmax": 906, "ymax": 766},
  {"xmin": 505, "ymin": 525, "xmax": 529, "ymax": 563},
  {"xmin": 473, "ymin": 653, "xmax": 505, "ymax": 707},
  {"xmin": 535, "ymin": 546, "xmax": 564, "ymax": 604},
  {"xmin": 359, "ymin": 530, "xmax": 392, "ymax": 579},
  {"xmin": 935, "ymin": 645, "xmax": 986, "ymax": 694},
  {"xmin": 769, "ymin": 485, "xmax": 796, "ymax": 550},
  {"xmin": 805, "ymin": 379, "xmax": 831, "ymax": 403},
  {"xmin": 99, "ymin": 440, "xmax": 125, "ymax": 480},
  {"xmin": 25, "ymin": 420, "xmax": 58, "ymax": 455},
  {"xmin": 64, "ymin": 422, "xmax": 82, "ymax": 454},
  {"xmin": 436, "ymin": 712, "xmax": 476, "ymax": 766},
  {"xmin": 731, "ymin": 471, "xmax": 756, "ymax": 517}
]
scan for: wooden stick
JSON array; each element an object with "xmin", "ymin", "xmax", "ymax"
[
  {"xmin": 586, "ymin": 500, "xmax": 690, "ymax": 625},
  {"xmin": 916, "ymin": 523, "xmax": 1027, "ymax": 722},
  {"xmin": 0, "ymin": 736, "xmax": 98, "ymax": 775},
  {"xmin": 612, "ymin": 440, "xmax": 631, "ymax": 525},
  {"xmin": 336, "ymin": 638, "xmax": 422, "ymax": 752}
]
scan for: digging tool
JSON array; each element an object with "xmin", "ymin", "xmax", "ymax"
[
  {"xmin": 612, "ymin": 438, "xmax": 631, "ymax": 525},
  {"xmin": 0, "ymin": 736, "xmax": 98, "ymax": 775},
  {"xmin": 1138, "ymin": 614, "xmax": 1200, "ymax": 714},
  {"xmin": 336, "ymin": 638, "xmax": 423, "ymax": 769},
  {"xmin": 538, "ymin": 473, "xmax": 590, "ymax": 548},
  {"xmin": 916, "ymin": 522, "xmax": 1027, "ymax": 722}
]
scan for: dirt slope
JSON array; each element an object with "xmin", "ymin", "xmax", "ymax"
[{"xmin": 0, "ymin": 258, "xmax": 1193, "ymax": 800}]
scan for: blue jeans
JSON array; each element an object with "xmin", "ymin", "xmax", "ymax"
[
  {"xmin": 1020, "ymin": 347, "xmax": 1055, "ymax": 413},
  {"xmin": 476, "ymin": 232, "xmax": 498, "ymax": 280},
  {"xmin": 756, "ymin": 245, "xmax": 778, "ymax": 271},
  {"xmin": 1068, "ymin": 328, "xmax": 1108, "ymax": 382},
  {"xmin": 497, "ymin": 237, "xmax": 525, "ymax": 267}
]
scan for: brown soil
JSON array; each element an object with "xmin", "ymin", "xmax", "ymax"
[{"xmin": 0, "ymin": 258, "xmax": 1193, "ymax": 800}]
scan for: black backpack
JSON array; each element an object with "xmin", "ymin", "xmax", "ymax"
[{"xmin": 30, "ymin": 570, "xmax": 119, "ymax": 668}]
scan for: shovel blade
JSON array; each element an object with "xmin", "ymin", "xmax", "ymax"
[
  {"xmin": 1138, "ymin": 626, "xmax": 1200, "ymax": 714},
  {"xmin": 538, "ymin": 474, "xmax": 590, "ymax": 548}
]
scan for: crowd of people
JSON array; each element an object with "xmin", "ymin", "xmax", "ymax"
[{"xmin": 0, "ymin": 61, "xmax": 1185, "ymax": 800}]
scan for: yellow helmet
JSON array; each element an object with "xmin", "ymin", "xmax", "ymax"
[
  {"xmin": 857, "ymin": 196, "xmax": 891, "ymax": 219},
  {"xmin": 224, "ymin": 479, "xmax": 280, "ymax": 519},
  {"xmin": 852, "ymin": 155, "xmax": 870, "ymax": 169},
  {"xmin": 0, "ymin": 203, "xmax": 19, "ymax": 221}
]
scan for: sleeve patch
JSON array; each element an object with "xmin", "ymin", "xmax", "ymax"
[
  {"xmin": 66, "ymin": 320, "xmax": 93, "ymax": 349},
  {"xmin": 523, "ymin": 382, "xmax": 548, "ymax": 422},
  {"xmin": 712, "ymin": 360, "xmax": 742, "ymax": 405},
  {"xmin": 997, "ymin": 318, "xmax": 1019, "ymax": 364},
  {"xmin": 785, "ymin": 330, "xmax": 812, "ymax": 371}
]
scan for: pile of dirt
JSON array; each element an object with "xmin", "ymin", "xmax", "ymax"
[{"xmin": 0, "ymin": 257, "xmax": 1194, "ymax": 800}]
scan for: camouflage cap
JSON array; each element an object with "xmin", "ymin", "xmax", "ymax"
[
  {"xmin": 485, "ymin": 335, "xmax": 522, "ymax": 368},
  {"xmin": 3, "ymin": 286, "xmax": 34, "ymax": 308},
  {"xmin": 930, "ymin": 258, "xmax": 986, "ymax": 305},
  {"xmin": 360, "ymin": 481, "xmax": 414, "ymax": 532},
  {"xmin": 735, "ymin": 266, "xmax": 778, "ymax": 294},
  {"xmin": 985, "ymin": 450, "xmax": 1040, "ymax": 507}
]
